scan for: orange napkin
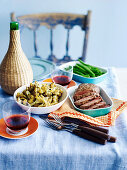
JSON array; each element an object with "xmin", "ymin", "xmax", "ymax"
[{"xmin": 50, "ymin": 98, "xmax": 127, "ymax": 127}]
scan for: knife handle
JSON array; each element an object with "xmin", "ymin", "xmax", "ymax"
[
  {"xmin": 77, "ymin": 125, "xmax": 110, "ymax": 140},
  {"xmin": 108, "ymin": 136, "xmax": 117, "ymax": 143},
  {"xmin": 62, "ymin": 117, "xmax": 109, "ymax": 134},
  {"xmin": 72, "ymin": 129, "xmax": 107, "ymax": 145},
  {"xmin": 90, "ymin": 126, "xmax": 109, "ymax": 134}
]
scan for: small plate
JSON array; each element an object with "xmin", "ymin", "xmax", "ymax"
[
  {"xmin": 29, "ymin": 58, "xmax": 56, "ymax": 81},
  {"xmin": 68, "ymin": 86, "xmax": 113, "ymax": 117},
  {"xmin": 59, "ymin": 61, "xmax": 108, "ymax": 84},
  {"xmin": 0, "ymin": 117, "xmax": 38, "ymax": 139}
]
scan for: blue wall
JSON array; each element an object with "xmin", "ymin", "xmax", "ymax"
[{"xmin": 0, "ymin": 0, "xmax": 127, "ymax": 67}]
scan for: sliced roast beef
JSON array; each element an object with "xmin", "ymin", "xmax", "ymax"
[
  {"xmin": 73, "ymin": 83, "xmax": 100, "ymax": 101},
  {"xmin": 74, "ymin": 95, "xmax": 98, "ymax": 106},
  {"xmin": 74, "ymin": 92, "xmax": 99, "ymax": 101},
  {"xmin": 73, "ymin": 92, "xmax": 99, "ymax": 101},
  {"xmin": 73, "ymin": 83, "xmax": 110, "ymax": 110},
  {"xmin": 80, "ymin": 96, "xmax": 102, "ymax": 109},
  {"xmin": 75, "ymin": 83, "xmax": 100, "ymax": 94},
  {"xmin": 87, "ymin": 101, "xmax": 107, "ymax": 109}
]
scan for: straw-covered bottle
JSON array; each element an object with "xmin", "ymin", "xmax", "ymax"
[{"xmin": 0, "ymin": 22, "xmax": 33, "ymax": 95}]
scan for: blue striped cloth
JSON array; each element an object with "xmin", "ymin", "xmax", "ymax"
[{"xmin": 0, "ymin": 68, "xmax": 127, "ymax": 170}]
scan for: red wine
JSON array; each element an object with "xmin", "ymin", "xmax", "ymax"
[
  {"xmin": 52, "ymin": 75, "xmax": 71, "ymax": 85},
  {"xmin": 5, "ymin": 114, "xmax": 29, "ymax": 130}
]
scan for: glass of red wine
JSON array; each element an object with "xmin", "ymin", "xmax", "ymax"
[
  {"xmin": 51, "ymin": 66, "xmax": 73, "ymax": 86},
  {"xmin": 2, "ymin": 100, "xmax": 31, "ymax": 136}
]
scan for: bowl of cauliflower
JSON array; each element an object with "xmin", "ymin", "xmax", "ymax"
[{"xmin": 14, "ymin": 81, "xmax": 68, "ymax": 114}]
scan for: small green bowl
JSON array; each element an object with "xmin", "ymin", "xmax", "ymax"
[{"xmin": 67, "ymin": 86, "xmax": 113, "ymax": 117}]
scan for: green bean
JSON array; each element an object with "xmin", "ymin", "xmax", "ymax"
[
  {"xmin": 74, "ymin": 64, "xmax": 88, "ymax": 75},
  {"xmin": 78, "ymin": 59, "xmax": 105, "ymax": 77},
  {"xmin": 73, "ymin": 69, "xmax": 90, "ymax": 77},
  {"xmin": 75, "ymin": 63, "xmax": 95, "ymax": 77},
  {"xmin": 73, "ymin": 65, "xmax": 92, "ymax": 77},
  {"xmin": 64, "ymin": 59, "xmax": 105, "ymax": 78}
]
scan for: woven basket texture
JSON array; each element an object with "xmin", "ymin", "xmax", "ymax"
[{"xmin": 0, "ymin": 30, "xmax": 33, "ymax": 95}]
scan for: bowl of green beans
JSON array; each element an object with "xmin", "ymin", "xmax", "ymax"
[{"xmin": 59, "ymin": 59, "xmax": 108, "ymax": 84}]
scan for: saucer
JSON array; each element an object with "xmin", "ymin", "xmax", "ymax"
[
  {"xmin": 0, "ymin": 117, "xmax": 38, "ymax": 139},
  {"xmin": 42, "ymin": 78, "xmax": 76, "ymax": 88}
]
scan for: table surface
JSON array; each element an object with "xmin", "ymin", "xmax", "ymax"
[
  {"xmin": 0, "ymin": 67, "xmax": 127, "ymax": 170},
  {"xmin": 116, "ymin": 68, "xmax": 127, "ymax": 101}
]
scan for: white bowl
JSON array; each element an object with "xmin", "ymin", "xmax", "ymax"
[{"xmin": 14, "ymin": 82, "xmax": 68, "ymax": 114}]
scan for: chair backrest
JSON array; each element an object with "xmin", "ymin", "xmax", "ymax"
[{"xmin": 11, "ymin": 11, "xmax": 91, "ymax": 64}]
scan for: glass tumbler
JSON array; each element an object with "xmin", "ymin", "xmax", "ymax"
[
  {"xmin": 51, "ymin": 66, "xmax": 73, "ymax": 86},
  {"xmin": 2, "ymin": 100, "xmax": 31, "ymax": 135}
]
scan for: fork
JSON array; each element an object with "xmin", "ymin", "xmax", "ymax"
[
  {"xmin": 44, "ymin": 118, "xmax": 107, "ymax": 145},
  {"xmin": 45, "ymin": 118, "xmax": 76, "ymax": 131},
  {"xmin": 50, "ymin": 113, "xmax": 78, "ymax": 128}
]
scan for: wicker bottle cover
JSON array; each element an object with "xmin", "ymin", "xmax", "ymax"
[{"xmin": 0, "ymin": 22, "xmax": 33, "ymax": 95}]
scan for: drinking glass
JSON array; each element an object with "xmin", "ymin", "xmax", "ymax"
[
  {"xmin": 51, "ymin": 66, "xmax": 73, "ymax": 86},
  {"xmin": 2, "ymin": 100, "xmax": 31, "ymax": 136}
]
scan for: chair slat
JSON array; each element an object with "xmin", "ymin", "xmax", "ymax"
[
  {"xmin": 81, "ymin": 11, "xmax": 91, "ymax": 61},
  {"xmin": 48, "ymin": 29, "xmax": 58, "ymax": 63},
  {"xmin": 65, "ymin": 28, "xmax": 70, "ymax": 57},
  {"xmin": 33, "ymin": 31, "xmax": 38, "ymax": 57},
  {"xmin": 16, "ymin": 13, "xmax": 85, "ymax": 30},
  {"xmin": 50, "ymin": 29, "xmax": 53, "ymax": 56}
]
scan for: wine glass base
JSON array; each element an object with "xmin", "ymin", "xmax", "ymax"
[{"xmin": 6, "ymin": 127, "xmax": 28, "ymax": 136}]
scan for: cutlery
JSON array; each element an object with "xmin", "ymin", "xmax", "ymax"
[
  {"xmin": 44, "ymin": 118, "xmax": 107, "ymax": 145},
  {"xmin": 50, "ymin": 113, "xmax": 110, "ymax": 141},
  {"xmin": 40, "ymin": 114, "xmax": 116, "ymax": 143},
  {"xmin": 50, "ymin": 113, "xmax": 116, "ymax": 143}
]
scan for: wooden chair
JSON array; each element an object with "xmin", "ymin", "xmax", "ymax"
[{"xmin": 11, "ymin": 11, "xmax": 91, "ymax": 64}]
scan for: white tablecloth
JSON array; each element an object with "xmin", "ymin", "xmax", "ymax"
[
  {"xmin": 115, "ymin": 68, "xmax": 127, "ymax": 101},
  {"xmin": 0, "ymin": 67, "xmax": 127, "ymax": 170}
]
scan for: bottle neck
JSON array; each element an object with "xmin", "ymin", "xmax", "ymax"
[{"xmin": 8, "ymin": 30, "xmax": 22, "ymax": 51}]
